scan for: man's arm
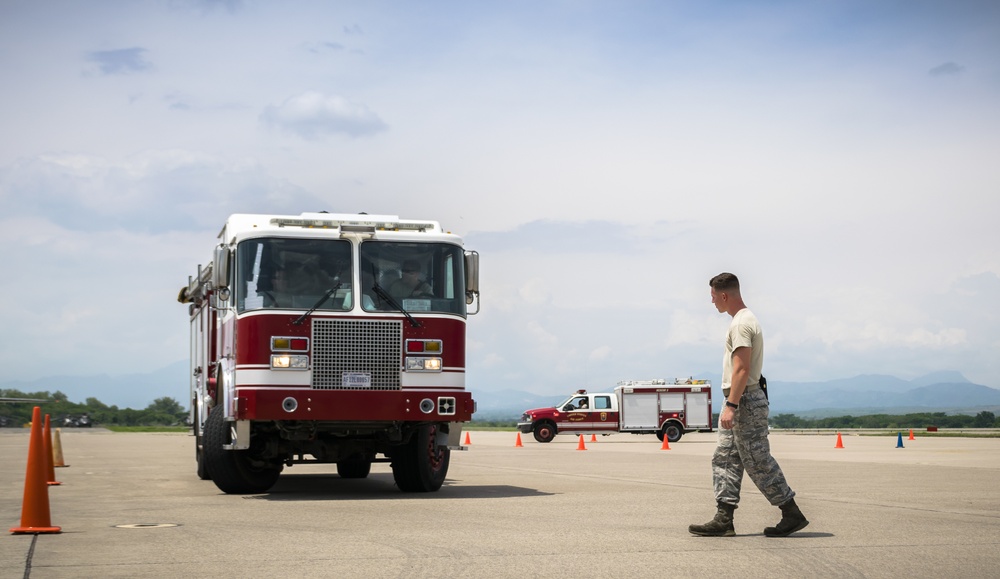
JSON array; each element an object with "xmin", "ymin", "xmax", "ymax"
[{"xmin": 720, "ymin": 346, "xmax": 751, "ymax": 429}]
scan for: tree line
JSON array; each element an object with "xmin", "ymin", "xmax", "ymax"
[
  {"xmin": 769, "ymin": 411, "xmax": 999, "ymax": 429},
  {"xmin": 0, "ymin": 390, "xmax": 188, "ymax": 427}
]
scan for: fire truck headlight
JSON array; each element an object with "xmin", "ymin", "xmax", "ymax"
[
  {"xmin": 271, "ymin": 354, "xmax": 309, "ymax": 370},
  {"xmin": 405, "ymin": 357, "xmax": 442, "ymax": 372}
]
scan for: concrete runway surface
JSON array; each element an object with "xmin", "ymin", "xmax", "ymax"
[{"xmin": 2, "ymin": 428, "xmax": 999, "ymax": 578}]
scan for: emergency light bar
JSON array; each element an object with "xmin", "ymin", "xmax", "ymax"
[{"xmin": 270, "ymin": 218, "xmax": 436, "ymax": 232}]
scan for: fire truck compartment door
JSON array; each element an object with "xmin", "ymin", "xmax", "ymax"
[
  {"xmin": 686, "ymin": 392, "xmax": 710, "ymax": 428},
  {"xmin": 621, "ymin": 393, "xmax": 658, "ymax": 429},
  {"xmin": 659, "ymin": 393, "xmax": 684, "ymax": 413}
]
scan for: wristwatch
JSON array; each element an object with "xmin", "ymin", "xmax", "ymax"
[{"xmin": 725, "ymin": 400, "xmax": 739, "ymax": 410}]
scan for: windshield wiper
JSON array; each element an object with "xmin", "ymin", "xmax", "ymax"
[
  {"xmin": 370, "ymin": 267, "xmax": 421, "ymax": 328},
  {"xmin": 292, "ymin": 282, "xmax": 342, "ymax": 326}
]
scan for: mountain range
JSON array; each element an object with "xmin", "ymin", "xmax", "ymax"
[{"xmin": 3, "ymin": 364, "xmax": 998, "ymax": 419}]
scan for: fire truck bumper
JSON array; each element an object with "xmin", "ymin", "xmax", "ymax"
[
  {"xmin": 234, "ymin": 388, "xmax": 475, "ymax": 422},
  {"xmin": 516, "ymin": 422, "xmax": 534, "ymax": 434}
]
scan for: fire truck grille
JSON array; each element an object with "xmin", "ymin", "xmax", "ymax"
[{"xmin": 311, "ymin": 319, "xmax": 402, "ymax": 390}]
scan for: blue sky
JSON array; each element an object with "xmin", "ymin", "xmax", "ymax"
[{"xmin": 1, "ymin": 0, "xmax": 998, "ymax": 399}]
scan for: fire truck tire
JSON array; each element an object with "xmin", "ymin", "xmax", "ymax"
[
  {"xmin": 336, "ymin": 454, "xmax": 372, "ymax": 479},
  {"xmin": 194, "ymin": 406, "xmax": 211, "ymax": 480},
  {"xmin": 533, "ymin": 421, "xmax": 556, "ymax": 443},
  {"xmin": 203, "ymin": 409, "xmax": 282, "ymax": 494},
  {"xmin": 390, "ymin": 424, "xmax": 450, "ymax": 492},
  {"xmin": 661, "ymin": 423, "xmax": 683, "ymax": 443}
]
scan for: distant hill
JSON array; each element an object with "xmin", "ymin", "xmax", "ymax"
[{"xmin": 0, "ymin": 361, "xmax": 189, "ymax": 410}]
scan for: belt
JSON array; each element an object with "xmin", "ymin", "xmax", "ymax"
[{"xmin": 722, "ymin": 383, "xmax": 760, "ymax": 398}]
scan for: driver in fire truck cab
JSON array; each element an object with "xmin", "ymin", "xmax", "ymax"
[
  {"xmin": 264, "ymin": 250, "xmax": 349, "ymax": 309},
  {"xmin": 388, "ymin": 259, "xmax": 433, "ymax": 299},
  {"xmin": 564, "ymin": 395, "xmax": 588, "ymax": 411}
]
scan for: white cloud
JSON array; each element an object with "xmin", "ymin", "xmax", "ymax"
[{"xmin": 259, "ymin": 91, "xmax": 388, "ymax": 139}]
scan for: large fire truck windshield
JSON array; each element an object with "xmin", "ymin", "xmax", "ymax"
[{"xmin": 234, "ymin": 238, "xmax": 467, "ymax": 317}]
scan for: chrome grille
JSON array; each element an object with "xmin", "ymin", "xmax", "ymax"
[{"xmin": 311, "ymin": 319, "xmax": 402, "ymax": 390}]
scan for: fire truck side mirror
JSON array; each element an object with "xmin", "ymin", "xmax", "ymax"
[
  {"xmin": 212, "ymin": 246, "xmax": 230, "ymax": 290},
  {"xmin": 464, "ymin": 251, "xmax": 479, "ymax": 306}
]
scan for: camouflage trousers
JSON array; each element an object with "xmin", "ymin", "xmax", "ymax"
[{"xmin": 713, "ymin": 388, "xmax": 794, "ymax": 507}]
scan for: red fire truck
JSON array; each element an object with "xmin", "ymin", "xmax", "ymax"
[
  {"xmin": 517, "ymin": 379, "xmax": 713, "ymax": 443},
  {"xmin": 178, "ymin": 212, "xmax": 479, "ymax": 494}
]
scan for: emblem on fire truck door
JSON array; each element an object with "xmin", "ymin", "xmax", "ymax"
[{"xmin": 600, "ymin": 412, "xmax": 607, "ymax": 422}]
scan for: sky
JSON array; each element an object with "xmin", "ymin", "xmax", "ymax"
[{"xmin": 1, "ymin": 0, "xmax": 998, "ymax": 403}]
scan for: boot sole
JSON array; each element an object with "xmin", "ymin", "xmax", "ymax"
[
  {"xmin": 688, "ymin": 528, "xmax": 736, "ymax": 537},
  {"xmin": 764, "ymin": 519, "xmax": 809, "ymax": 537}
]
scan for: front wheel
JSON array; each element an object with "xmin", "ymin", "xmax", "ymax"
[
  {"xmin": 203, "ymin": 409, "xmax": 282, "ymax": 494},
  {"xmin": 391, "ymin": 424, "xmax": 450, "ymax": 492},
  {"xmin": 533, "ymin": 422, "xmax": 556, "ymax": 443}
]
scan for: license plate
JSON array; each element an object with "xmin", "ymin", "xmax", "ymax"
[{"xmin": 342, "ymin": 372, "xmax": 372, "ymax": 388}]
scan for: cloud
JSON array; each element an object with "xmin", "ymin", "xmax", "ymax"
[
  {"xmin": 86, "ymin": 47, "xmax": 152, "ymax": 75},
  {"xmin": 0, "ymin": 151, "xmax": 324, "ymax": 233},
  {"xmin": 928, "ymin": 62, "xmax": 965, "ymax": 77},
  {"xmin": 259, "ymin": 91, "xmax": 388, "ymax": 139}
]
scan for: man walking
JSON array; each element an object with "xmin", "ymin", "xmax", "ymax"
[{"xmin": 689, "ymin": 272, "xmax": 809, "ymax": 537}]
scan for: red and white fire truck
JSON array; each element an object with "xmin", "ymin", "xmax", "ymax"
[
  {"xmin": 178, "ymin": 212, "xmax": 479, "ymax": 494},
  {"xmin": 517, "ymin": 379, "xmax": 713, "ymax": 443}
]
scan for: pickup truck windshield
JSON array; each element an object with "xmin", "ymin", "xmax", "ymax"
[
  {"xmin": 236, "ymin": 238, "xmax": 353, "ymax": 312},
  {"xmin": 360, "ymin": 241, "xmax": 466, "ymax": 316}
]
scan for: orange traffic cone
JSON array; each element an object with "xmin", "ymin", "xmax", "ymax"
[
  {"xmin": 576, "ymin": 435, "xmax": 587, "ymax": 451},
  {"xmin": 835, "ymin": 432, "xmax": 844, "ymax": 449},
  {"xmin": 10, "ymin": 407, "xmax": 61, "ymax": 534},
  {"xmin": 660, "ymin": 436, "xmax": 671, "ymax": 450},
  {"xmin": 908, "ymin": 429, "xmax": 915, "ymax": 441},
  {"xmin": 53, "ymin": 428, "xmax": 68, "ymax": 468},
  {"xmin": 43, "ymin": 415, "xmax": 61, "ymax": 486},
  {"xmin": 590, "ymin": 434, "xmax": 597, "ymax": 443},
  {"xmin": 463, "ymin": 431, "xmax": 471, "ymax": 445},
  {"xmin": 515, "ymin": 432, "xmax": 523, "ymax": 447}
]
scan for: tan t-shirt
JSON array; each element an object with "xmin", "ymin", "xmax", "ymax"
[{"xmin": 722, "ymin": 308, "xmax": 764, "ymax": 393}]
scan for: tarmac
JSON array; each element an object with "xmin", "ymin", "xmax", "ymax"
[{"xmin": 2, "ymin": 427, "xmax": 999, "ymax": 578}]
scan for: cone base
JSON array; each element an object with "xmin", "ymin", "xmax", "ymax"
[{"xmin": 10, "ymin": 525, "xmax": 61, "ymax": 534}]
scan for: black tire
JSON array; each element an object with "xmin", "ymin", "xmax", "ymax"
[
  {"xmin": 194, "ymin": 404, "xmax": 211, "ymax": 480},
  {"xmin": 533, "ymin": 421, "xmax": 556, "ymax": 443},
  {"xmin": 203, "ymin": 409, "xmax": 281, "ymax": 494},
  {"xmin": 390, "ymin": 424, "xmax": 450, "ymax": 492},
  {"xmin": 337, "ymin": 454, "xmax": 372, "ymax": 479},
  {"xmin": 663, "ymin": 423, "xmax": 683, "ymax": 443}
]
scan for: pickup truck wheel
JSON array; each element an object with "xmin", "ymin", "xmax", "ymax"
[
  {"xmin": 533, "ymin": 422, "xmax": 556, "ymax": 443},
  {"xmin": 391, "ymin": 424, "xmax": 450, "ymax": 492},
  {"xmin": 203, "ymin": 409, "xmax": 282, "ymax": 494},
  {"xmin": 663, "ymin": 423, "xmax": 683, "ymax": 443},
  {"xmin": 337, "ymin": 454, "xmax": 372, "ymax": 479}
]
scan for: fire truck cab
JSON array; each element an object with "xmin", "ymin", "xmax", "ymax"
[
  {"xmin": 178, "ymin": 212, "xmax": 479, "ymax": 494},
  {"xmin": 517, "ymin": 379, "xmax": 713, "ymax": 443}
]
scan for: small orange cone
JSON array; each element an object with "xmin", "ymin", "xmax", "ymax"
[
  {"xmin": 10, "ymin": 407, "xmax": 61, "ymax": 534},
  {"xmin": 43, "ymin": 415, "xmax": 61, "ymax": 486},
  {"xmin": 515, "ymin": 432, "xmax": 523, "ymax": 447},
  {"xmin": 53, "ymin": 428, "xmax": 68, "ymax": 468},
  {"xmin": 576, "ymin": 435, "xmax": 587, "ymax": 450},
  {"xmin": 660, "ymin": 436, "xmax": 671, "ymax": 450},
  {"xmin": 908, "ymin": 429, "xmax": 915, "ymax": 441},
  {"xmin": 463, "ymin": 431, "xmax": 471, "ymax": 445},
  {"xmin": 590, "ymin": 434, "xmax": 597, "ymax": 443},
  {"xmin": 835, "ymin": 432, "xmax": 844, "ymax": 449}
]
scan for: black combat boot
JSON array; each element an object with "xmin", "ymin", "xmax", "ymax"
[
  {"xmin": 688, "ymin": 502, "xmax": 736, "ymax": 537},
  {"xmin": 764, "ymin": 498, "xmax": 809, "ymax": 537}
]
